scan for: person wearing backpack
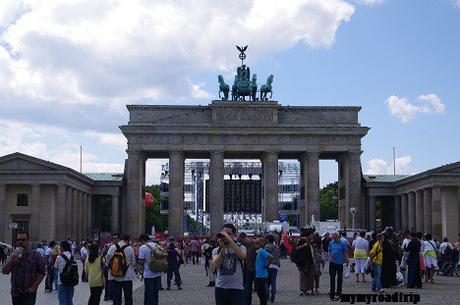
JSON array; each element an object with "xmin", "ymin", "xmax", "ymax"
[
  {"xmin": 84, "ymin": 243, "xmax": 104, "ymax": 305},
  {"xmin": 166, "ymin": 241, "xmax": 182, "ymax": 290},
  {"xmin": 138, "ymin": 233, "xmax": 163, "ymax": 305},
  {"xmin": 106, "ymin": 234, "xmax": 136, "ymax": 305},
  {"xmin": 212, "ymin": 223, "xmax": 247, "ymax": 305},
  {"xmin": 55, "ymin": 240, "xmax": 78, "ymax": 305}
]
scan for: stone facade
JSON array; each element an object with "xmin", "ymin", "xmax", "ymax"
[
  {"xmin": 363, "ymin": 162, "xmax": 460, "ymax": 241},
  {"xmin": 120, "ymin": 101, "xmax": 369, "ymax": 237},
  {"xmin": 0, "ymin": 153, "xmax": 123, "ymax": 244}
]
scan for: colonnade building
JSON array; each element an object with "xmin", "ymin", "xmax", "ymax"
[
  {"xmin": 0, "ymin": 153, "xmax": 123, "ymax": 245},
  {"xmin": 363, "ymin": 161, "xmax": 460, "ymax": 241}
]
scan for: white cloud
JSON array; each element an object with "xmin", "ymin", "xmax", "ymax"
[
  {"xmin": 354, "ymin": 0, "xmax": 385, "ymax": 5},
  {"xmin": 0, "ymin": 0, "xmax": 355, "ymax": 107},
  {"xmin": 0, "ymin": 118, "xmax": 124, "ymax": 173},
  {"xmin": 365, "ymin": 155, "xmax": 412, "ymax": 175},
  {"xmin": 385, "ymin": 94, "xmax": 445, "ymax": 123},
  {"xmin": 83, "ymin": 130, "xmax": 126, "ymax": 147},
  {"xmin": 453, "ymin": 0, "xmax": 460, "ymax": 8}
]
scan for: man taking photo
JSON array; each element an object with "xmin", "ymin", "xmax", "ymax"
[{"xmin": 212, "ymin": 223, "xmax": 247, "ymax": 305}]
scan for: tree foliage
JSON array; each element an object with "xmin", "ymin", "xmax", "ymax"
[
  {"xmin": 319, "ymin": 182, "xmax": 338, "ymax": 221},
  {"xmin": 145, "ymin": 185, "xmax": 167, "ymax": 233}
]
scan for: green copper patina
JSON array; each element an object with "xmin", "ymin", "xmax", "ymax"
[
  {"xmin": 218, "ymin": 45, "xmax": 273, "ymax": 101},
  {"xmin": 218, "ymin": 75, "xmax": 230, "ymax": 100},
  {"xmin": 260, "ymin": 75, "xmax": 274, "ymax": 101}
]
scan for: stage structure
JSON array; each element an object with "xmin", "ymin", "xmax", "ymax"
[{"xmin": 120, "ymin": 46, "xmax": 369, "ymax": 237}]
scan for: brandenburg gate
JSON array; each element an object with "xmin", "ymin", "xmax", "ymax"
[{"xmin": 120, "ymin": 47, "xmax": 369, "ymax": 237}]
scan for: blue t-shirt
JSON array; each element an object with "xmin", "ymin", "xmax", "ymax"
[
  {"xmin": 255, "ymin": 248, "xmax": 270, "ymax": 278},
  {"xmin": 328, "ymin": 240, "xmax": 348, "ymax": 264}
]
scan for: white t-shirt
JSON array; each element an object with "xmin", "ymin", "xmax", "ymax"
[
  {"xmin": 401, "ymin": 238, "xmax": 410, "ymax": 251},
  {"xmin": 80, "ymin": 247, "xmax": 88, "ymax": 260},
  {"xmin": 106, "ymin": 241, "xmax": 136, "ymax": 281},
  {"xmin": 212, "ymin": 245, "xmax": 247, "ymax": 290},
  {"xmin": 44, "ymin": 247, "xmax": 54, "ymax": 264},
  {"xmin": 440, "ymin": 242, "xmax": 453, "ymax": 254},
  {"xmin": 138, "ymin": 242, "xmax": 162, "ymax": 279},
  {"xmin": 54, "ymin": 251, "xmax": 72, "ymax": 285},
  {"xmin": 352, "ymin": 237, "xmax": 369, "ymax": 250}
]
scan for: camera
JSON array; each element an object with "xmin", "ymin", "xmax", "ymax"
[{"xmin": 216, "ymin": 233, "xmax": 229, "ymax": 245}]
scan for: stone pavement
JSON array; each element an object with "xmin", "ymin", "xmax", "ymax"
[{"xmin": 1, "ymin": 259, "xmax": 460, "ymax": 305}]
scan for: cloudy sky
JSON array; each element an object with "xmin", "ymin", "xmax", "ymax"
[{"xmin": 1, "ymin": 0, "xmax": 459, "ymax": 186}]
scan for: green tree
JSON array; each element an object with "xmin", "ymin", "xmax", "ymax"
[
  {"xmin": 319, "ymin": 182, "xmax": 338, "ymax": 221},
  {"xmin": 144, "ymin": 185, "xmax": 168, "ymax": 233}
]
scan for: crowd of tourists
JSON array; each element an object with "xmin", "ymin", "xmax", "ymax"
[{"xmin": 1, "ymin": 226, "xmax": 460, "ymax": 305}]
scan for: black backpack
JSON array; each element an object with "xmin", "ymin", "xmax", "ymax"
[{"xmin": 60, "ymin": 254, "xmax": 79, "ymax": 287}]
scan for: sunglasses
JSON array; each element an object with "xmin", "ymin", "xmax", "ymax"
[{"xmin": 16, "ymin": 238, "xmax": 26, "ymax": 242}]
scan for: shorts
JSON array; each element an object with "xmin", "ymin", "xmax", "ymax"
[{"xmin": 354, "ymin": 258, "xmax": 367, "ymax": 274}]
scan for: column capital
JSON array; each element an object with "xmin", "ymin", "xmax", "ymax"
[
  {"xmin": 306, "ymin": 150, "xmax": 320, "ymax": 156},
  {"xmin": 263, "ymin": 151, "xmax": 279, "ymax": 159},
  {"xmin": 209, "ymin": 150, "xmax": 224, "ymax": 156},
  {"xmin": 169, "ymin": 150, "xmax": 184, "ymax": 157},
  {"xmin": 348, "ymin": 150, "xmax": 363, "ymax": 156}
]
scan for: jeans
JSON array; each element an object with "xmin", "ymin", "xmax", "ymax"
[
  {"xmin": 167, "ymin": 266, "xmax": 182, "ymax": 288},
  {"xmin": 81, "ymin": 259, "xmax": 87, "ymax": 282},
  {"xmin": 267, "ymin": 268, "xmax": 278, "ymax": 301},
  {"xmin": 372, "ymin": 263, "xmax": 382, "ymax": 291},
  {"xmin": 88, "ymin": 286, "xmax": 103, "ymax": 305},
  {"xmin": 57, "ymin": 285, "xmax": 74, "ymax": 305},
  {"xmin": 329, "ymin": 262, "xmax": 343, "ymax": 294},
  {"xmin": 45, "ymin": 265, "xmax": 54, "ymax": 291},
  {"xmin": 243, "ymin": 270, "xmax": 255, "ymax": 305},
  {"xmin": 192, "ymin": 251, "xmax": 200, "ymax": 264},
  {"xmin": 11, "ymin": 292, "xmax": 36, "ymax": 305},
  {"xmin": 215, "ymin": 287, "xmax": 244, "ymax": 305},
  {"xmin": 103, "ymin": 275, "xmax": 111, "ymax": 300},
  {"xmin": 144, "ymin": 277, "xmax": 161, "ymax": 305},
  {"xmin": 255, "ymin": 278, "xmax": 268, "ymax": 305},
  {"xmin": 111, "ymin": 280, "xmax": 133, "ymax": 305}
]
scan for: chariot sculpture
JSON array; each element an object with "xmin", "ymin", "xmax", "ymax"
[{"xmin": 218, "ymin": 45, "xmax": 274, "ymax": 101}]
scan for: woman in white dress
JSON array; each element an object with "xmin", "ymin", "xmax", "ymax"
[{"xmin": 423, "ymin": 234, "xmax": 438, "ymax": 283}]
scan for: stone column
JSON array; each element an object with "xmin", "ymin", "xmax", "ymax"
[
  {"xmin": 408, "ymin": 192, "xmax": 415, "ymax": 231},
  {"xmin": 83, "ymin": 193, "xmax": 88, "ymax": 239},
  {"xmin": 441, "ymin": 187, "xmax": 459, "ymax": 241},
  {"xmin": 423, "ymin": 188, "xmax": 432, "ymax": 235},
  {"xmin": 209, "ymin": 151, "xmax": 224, "ymax": 236},
  {"xmin": 72, "ymin": 188, "xmax": 78, "ymax": 240},
  {"xmin": 348, "ymin": 151, "xmax": 363, "ymax": 229},
  {"xmin": 306, "ymin": 152, "xmax": 320, "ymax": 224},
  {"xmin": 431, "ymin": 187, "xmax": 442, "ymax": 240},
  {"xmin": 169, "ymin": 151, "xmax": 185, "ymax": 237},
  {"xmin": 401, "ymin": 193, "xmax": 408, "ymax": 231},
  {"xmin": 368, "ymin": 196, "xmax": 376, "ymax": 231},
  {"xmin": 415, "ymin": 190, "xmax": 424, "ymax": 232},
  {"xmin": 394, "ymin": 195, "xmax": 401, "ymax": 232},
  {"xmin": 65, "ymin": 186, "xmax": 72, "ymax": 239},
  {"xmin": 111, "ymin": 195, "xmax": 119, "ymax": 234},
  {"xmin": 126, "ymin": 150, "xmax": 145, "ymax": 238},
  {"xmin": 263, "ymin": 152, "xmax": 279, "ymax": 222},
  {"xmin": 78, "ymin": 191, "xmax": 84, "ymax": 240},
  {"xmin": 0, "ymin": 184, "xmax": 6, "ymax": 242},
  {"xmin": 299, "ymin": 156, "xmax": 307, "ymax": 226},
  {"xmin": 55, "ymin": 184, "xmax": 67, "ymax": 241},
  {"xmin": 30, "ymin": 184, "xmax": 41, "ymax": 241},
  {"xmin": 87, "ymin": 194, "xmax": 92, "ymax": 237}
]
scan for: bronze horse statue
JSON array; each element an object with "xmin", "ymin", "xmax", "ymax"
[
  {"xmin": 260, "ymin": 75, "xmax": 273, "ymax": 101},
  {"xmin": 218, "ymin": 75, "xmax": 230, "ymax": 100}
]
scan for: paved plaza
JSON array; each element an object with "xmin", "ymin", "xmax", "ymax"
[{"xmin": 1, "ymin": 259, "xmax": 459, "ymax": 305}]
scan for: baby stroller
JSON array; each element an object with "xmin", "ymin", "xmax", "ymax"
[{"xmin": 439, "ymin": 247, "xmax": 459, "ymax": 277}]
